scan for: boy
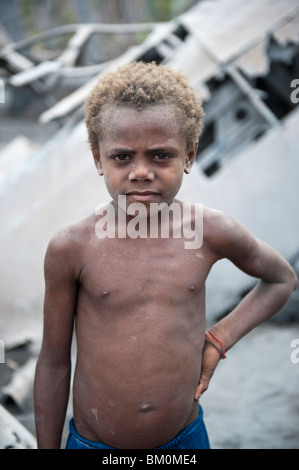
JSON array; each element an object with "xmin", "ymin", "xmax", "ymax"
[{"xmin": 33, "ymin": 62, "xmax": 297, "ymax": 449}]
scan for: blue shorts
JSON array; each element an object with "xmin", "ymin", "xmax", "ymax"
[{"xmin": 66, "ymin": 405, "xmax": 210, "ymax": 449}]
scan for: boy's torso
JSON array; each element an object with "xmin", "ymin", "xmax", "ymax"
[{"xmin": 70, "ymin": 209, "xmax": 217, "ymax": 448}]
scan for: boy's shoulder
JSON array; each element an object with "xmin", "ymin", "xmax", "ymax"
[
  {"xmin": 44, "ymin": 213, "xmax": 99, "ymax": 279},
  {"xmin": 47, "ymin": 213, "xmax": 97, "ymax": 255},
  {"xmin": 202, "ymin": 205, "xmax": 241, "ymax": 249},
  {"xmin": 203, "ymin": 205, "xmax": 234, "ymax": 232},
  {"xmin": 202, "ymin": 205, "xmax": 256, "ymax": 259}
]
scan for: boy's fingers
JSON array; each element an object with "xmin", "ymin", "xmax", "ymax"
[
  {"xmin": 194, "ymin": 378, "xmax": 209, "ymax": 400},
  {"xmin": 194, "ymin": 343, "xmax": 222, "ymax": 400},
  {"xmin": 194, "ymin": 385, "xmax": 202, "ymax": 400}
]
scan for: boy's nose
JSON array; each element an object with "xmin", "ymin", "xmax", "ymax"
[{"xmin": 128, "ymin": 162, "xmax": 154, "ymax": 181}]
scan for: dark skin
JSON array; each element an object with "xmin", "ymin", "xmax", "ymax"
[{"xmin": 34, "ymin": 106, "xmax": 298, "ymax": 449}]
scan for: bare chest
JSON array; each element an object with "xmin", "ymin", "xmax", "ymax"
[{"xmin": 78, "ymin": 236, "xmax": 212, "ymax": 309}]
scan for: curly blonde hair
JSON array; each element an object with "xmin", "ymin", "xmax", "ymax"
[{"xmin": 84, "ymin": 61, "xmax": 204, "ymax": 151}]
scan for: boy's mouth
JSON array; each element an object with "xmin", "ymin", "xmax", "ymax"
[{"xmin": 125, "ymin": 191, "xmax": 160, "ymax": 202}]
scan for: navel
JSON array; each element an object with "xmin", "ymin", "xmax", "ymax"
[
  {"xmin": 139, "ymin": 402, "xmax": 154, "ymax": 413},
  {"xmin": 188, "ymin": 284, "xmax": 195, "ymax": 292},
  {"xmin": 100, "ymin": 288, "xmax": 111, "ymax": 297}
]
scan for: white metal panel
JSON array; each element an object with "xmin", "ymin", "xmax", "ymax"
[
  {"xmin": 0, "ymin": 404, "xmax": 36, "ymax": 449},
  {"xmin": 180, "ymin": 0, "xmax": 299, "ymax": 63}
]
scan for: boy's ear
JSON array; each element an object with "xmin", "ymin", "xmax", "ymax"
[
  {"xmin": 184, "ymin": 142, "xmax": 198, "ymax": 174},
  {"xmin": 92, "ymin": 148, "xmax": 103, "ymax": 175}
]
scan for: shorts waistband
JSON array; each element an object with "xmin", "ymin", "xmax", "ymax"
[
  {"xmin": 68, "ymin": 405, "xmax": 205, "ymax": 449},
  {"xmin": 157, "ymin": 405, "xmax": 205, "ymax": 449},
  {"xmin": 68, "ymin": 419, "xmax": 114, "ymax": 449}
]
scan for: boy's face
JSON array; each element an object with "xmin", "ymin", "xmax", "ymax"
[{"xmin": 92, "ymin": 105, "xmax": 197, "ymax": 214}]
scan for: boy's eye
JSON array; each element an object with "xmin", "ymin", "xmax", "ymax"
[
  {"xmin": 115, "ymin": 154, "xmax": 130, "ymax": 161},
  {"xmin": 153, "ymin": 153, "xmax": 169, "ymax": 160}
]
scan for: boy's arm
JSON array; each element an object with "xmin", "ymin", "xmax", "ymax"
[
  {"xmin": 34, "ymin": 230, "xmax": 79, "ymax": 448},
  {"xmin": 195, "ymin": 210, "xmax": 298, "ymax": 399}
]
